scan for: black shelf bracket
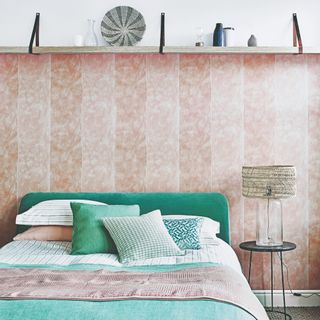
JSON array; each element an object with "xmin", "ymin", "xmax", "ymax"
[
  {"xmin": 159, "ymin": 13, "xmax": 165, "ymax": 54},
  {"xmin": 29, "ymin": 13, "xmax": 40, "ymax": 54},
  {"xmin": 293, "ymin": 13, "xmax": 303, "ymax": 54}
]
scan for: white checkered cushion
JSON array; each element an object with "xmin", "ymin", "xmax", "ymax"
[{"xmin": 102, "ymin": 210, "xmax": 185, "ymax": 263}]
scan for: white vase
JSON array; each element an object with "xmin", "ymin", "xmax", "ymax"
[
  {"xmin": 84, "ymin": 19, "xmax": 98, "ymax": 46},
  {"xmin": 223, "ymin": 27, "xmax": 235, "ymax": 47},
  {"xmin": 73, "ymin": 35, "xmax": 84, "ymax": 46}
]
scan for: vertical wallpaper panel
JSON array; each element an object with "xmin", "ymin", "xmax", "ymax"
[
  {"xmin": 114, "ymin": 55, "xmax": 146, "ymax": 191},
  {"xmin": 307, "ymin": 55, "xmax": 320, "ymax": 289},
  {"xmin": 0, "ymin": 53, "xmax": 319, "ymax": 290},
  {"xmin": 81, "ymin": 54, "xmax": 115, "ymax": 191},
  {"xmin": 243, "ymin": 55, "xmax": 276, "ymax": 289},
  {"xmin": 274, "ymin": 55, "xmax": 308, "ymax": 289},
  {"xmin": 145, "ymin": 54, "xmax": 179, "ymax": 191},
  {"xmin": 211, "ymin": 55, "xmax": 244, "ymax": 256},
  {"xmin": 50, "ymin": 55, "xmax": 82, "ymax": 191},
  {"xmin": 179, "ymin": 55, "xmax": 212, "ymax": 191},
  {"xmin": 0, "ymin": 55, "xmax": 18, "ymax": 246},
  {"xmin": 17, "ymin": 55, "xmax": 50, "ymax": 198}
]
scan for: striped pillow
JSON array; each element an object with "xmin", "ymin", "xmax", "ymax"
[
  {"xmin": 102, "ymin": 210, "xmax": 185, "ymax": 263},
  {"xmin": 16, "ymin": 200, "xmax": 106, "ymax": 226}
]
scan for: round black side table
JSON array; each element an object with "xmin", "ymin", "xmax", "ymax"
[{"xmin": 239, "ymin": 241, "xmax": 296, "ymax": 320}]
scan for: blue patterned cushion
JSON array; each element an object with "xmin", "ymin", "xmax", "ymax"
[{"xmin": 163, "ymin": 218, "xmax": 203, "ymax": 250}]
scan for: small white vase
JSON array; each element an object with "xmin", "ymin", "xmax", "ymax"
[
  {"xmin": 224, "ymin": 27, "xmax": 235, "ymax": 47},
  {"xmin": 73, "ymin": 35, "xmax": 84, "ymax": 46},
  {"xmin": 84, "ymin": 19, "xmax": 98, "ymax": 46}
]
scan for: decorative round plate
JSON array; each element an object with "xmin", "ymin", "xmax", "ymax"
[{"xmin": 101, "ymin": 6, "xmax": 146, "ymax": 46}]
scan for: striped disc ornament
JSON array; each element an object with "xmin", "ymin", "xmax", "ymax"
[{"xmin": 101, "ymin": 6, "xmax": 146, "ymax": 46}]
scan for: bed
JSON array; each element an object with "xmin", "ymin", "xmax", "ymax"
[{"xmin": 0, "ymin": 192, "xmax": 268, "ymax": 320}]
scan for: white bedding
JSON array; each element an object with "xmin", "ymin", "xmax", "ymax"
[{"xmin": 0, "ymin": 239, "xmax": 242, "ymax": 274}]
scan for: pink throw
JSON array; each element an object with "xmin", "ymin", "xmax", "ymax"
[{"xmin": 0, "ymin": 266, "xmax": 268, "ymax": 320}]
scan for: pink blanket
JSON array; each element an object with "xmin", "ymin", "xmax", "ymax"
[{"xmin": 0, "ymin": 266, "xmax": 268, "ymax": 320}]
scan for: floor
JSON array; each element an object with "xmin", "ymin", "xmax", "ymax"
[{"xmin": 267, "ymin": 307, "xmax": 320, "ymax": 320}]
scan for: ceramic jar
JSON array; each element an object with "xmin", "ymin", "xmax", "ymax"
[{"xmin": 213, "ymin": 23, "xmax": 224, "ymax": 47}]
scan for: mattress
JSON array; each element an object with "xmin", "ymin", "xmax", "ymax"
[
  {"xmin": 0, "ymin": 238, "xmax": 242, "ymax": 272},
  {"xmin": 0, "ymin": 239, "xmax": 266, "ymax": 320}
]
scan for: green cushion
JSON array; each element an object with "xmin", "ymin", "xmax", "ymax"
[
  {"xmin": 17, "ymin": 192, "xmax": 230, "ymax": 244},
  {"xmin": 102, "ymin": 210, "xmax": 184, "ymax": 263},
  {"xmin": 71, "ymin": 203, "xmax": 140, "ymax": 255}
]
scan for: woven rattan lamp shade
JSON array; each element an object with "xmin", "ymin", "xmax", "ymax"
[{"xmin": 242, "ymin": 165, "xmax": 296, "ymax": 199}]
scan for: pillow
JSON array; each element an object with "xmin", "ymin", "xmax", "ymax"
[
  {"xmin": 71, "ymin": 203, "xmax": 140, "ymax": 255},
  {"xmin": 16, "ymin": 199, "xmax": 107, "ymax": 226},
  {"xmin": 164, "ymin": 215, "xmax": 220, "ymax": 245},
  {"xmin": 13, "ymin": 226, "xmax": 72, "ymax": 241},
  {"xmin": 163, "ymin": 218, "xmax": 203, "ymax": 250},
  {"xmin": 102, "ymin": 210, "xmax": 184, "ymax": 263}
]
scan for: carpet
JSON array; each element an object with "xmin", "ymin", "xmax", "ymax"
[{"xmin": 267, "ymin": 307, "xmax": 320, "ymax": 320}]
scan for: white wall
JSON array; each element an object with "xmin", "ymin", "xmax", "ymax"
[{"xmin": 0, "ymin": 0, "xmax": 319, "ymax": 47}]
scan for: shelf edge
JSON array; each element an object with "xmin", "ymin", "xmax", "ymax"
[
  {"xmin": 32, "ymin": 46, "xmax": 159, "ymax": 54},
  {"xmin": 1, "ymin": 46, "xmax": 320, "ymax": 55},
  {"xmin": 0, "ymin": 47, "xmax": 29, "ymax": 54},
  {"xmin": 163, "ymin": 46, "xmax": 300, "ymax": 54}
]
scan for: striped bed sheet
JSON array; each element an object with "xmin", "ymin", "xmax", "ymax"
[{"xmin": 0, "ymin": 238, "xmax": 242, "ymax": 273}]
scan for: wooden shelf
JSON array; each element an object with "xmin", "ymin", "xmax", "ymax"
[
  {"xmin": 164, "ymin": 46, "xmax": 300, "ymax": 54},
  {"xmin": 33, "ymin": 46, "xmax": 159, "ymax": 54},
  {"xmin": 0, "ymin": 47, "xmax": 28, "ymax": 54},
  {"xmin": 302, "ymin": 47, "xmax": 320, "ymax": 54},
  {"xmin": 1, "ymin": 46, "xmax": 320, "ymax": 55}
]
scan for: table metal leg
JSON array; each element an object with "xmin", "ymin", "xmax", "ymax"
[
  {"xmin": 271, "ymin": 252, "xmax": 274, "ymax": 311},
  {"xmin": 248, "ymin": 251, "xmax": 252, "ymax": 284},
  {"xmin": 280, "ymin": 252, "xmax": 287, "ymax": 319},
  {"xmin": 266, "ymin": 251, "xmax": 291, "ymax": 320}
]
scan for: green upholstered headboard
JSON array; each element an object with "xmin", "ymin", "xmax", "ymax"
[{"xmin": 17, "ymin": 192, "xmax": 230, "ymax": 244}]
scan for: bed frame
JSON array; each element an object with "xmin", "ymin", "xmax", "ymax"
[{"xmin": 17, "ymin": 192, "xmax": 230, "ymax": 244}]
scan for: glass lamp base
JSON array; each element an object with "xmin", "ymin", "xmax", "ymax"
[
  {"xmin": 256, "ymin": 199, "xmax": 283, "ymax": 247},
  {"xmin": 256, "ymin": 239, "xmax": 283, "ymax": 247}
]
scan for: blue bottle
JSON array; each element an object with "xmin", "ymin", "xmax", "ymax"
[{"xmin": 213, "ymin": 23, "xmax": 224, "ymax": 46}]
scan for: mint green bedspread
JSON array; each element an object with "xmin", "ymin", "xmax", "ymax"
[
  {"xmin": 0, "ymin": 299, "xmax": 255, "ymax": 320},
  {"xmin": 0, "ymin": 263, "xmax": 255, "ymax": 320}
]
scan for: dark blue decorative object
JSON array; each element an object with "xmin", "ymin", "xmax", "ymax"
[{"xmin": 213, "ymin": 23, "xmax": 224, "ymax": 46}]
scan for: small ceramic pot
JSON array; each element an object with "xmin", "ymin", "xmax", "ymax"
[
  {"xmin": 224, "ymin": 27, "xmax": 235, "ymax": 47},
  {"xmin": 248, "ymin": 35, "xmax": 257, "ymax": 47}
]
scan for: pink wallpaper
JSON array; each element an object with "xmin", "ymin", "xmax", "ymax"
[{"xmin": 0, "ymin": 53, "xmax": 319, "ymax": 290}]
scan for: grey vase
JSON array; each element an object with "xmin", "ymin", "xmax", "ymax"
[{"xmin": 248, "ymin": 35, "xmax": 257, "ymax": 47}]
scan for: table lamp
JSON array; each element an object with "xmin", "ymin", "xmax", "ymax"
[{"xmin": 242, "ymin": 165, "xmax": 296, "ymax": 246}]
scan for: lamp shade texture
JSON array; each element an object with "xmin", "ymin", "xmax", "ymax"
[{"xmin": 242, "ymin": 165, "xmax": 296, "ymax": 199}]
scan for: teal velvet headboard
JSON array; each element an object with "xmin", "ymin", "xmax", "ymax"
[{"xmin": 17, "ymin": 192, "xmax": 230, "ymax": 244}]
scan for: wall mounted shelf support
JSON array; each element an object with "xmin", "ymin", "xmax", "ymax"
[
  {"xmin": 293, "ymin": 13, "xmax": 303, "ymax": 54},
  {"xmin": 159, "ymin": 13, "xmax": 165, "ymax": 54},
  {"xmin": 29, "ymin": 13, "xmax": 40, "ymax": 54}
]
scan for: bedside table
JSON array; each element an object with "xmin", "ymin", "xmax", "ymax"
[{"xmin": 239, "ymin": 241, "xmax": 296, "ymax": 320}]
